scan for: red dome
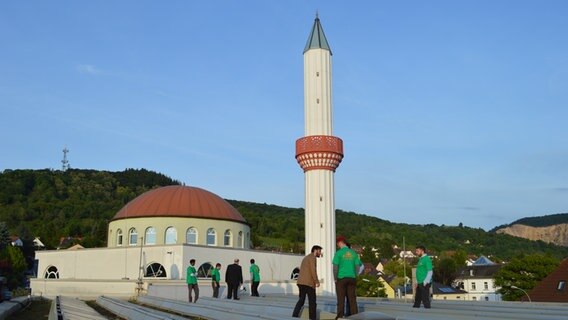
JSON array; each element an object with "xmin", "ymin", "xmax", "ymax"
[{"xmin": 112, "ymin": 185, "xmax": 246, "ymax": 223}]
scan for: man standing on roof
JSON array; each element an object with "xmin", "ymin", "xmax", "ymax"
[
  {"xmin": 413, "ymin": 245, "xmax": 433, "ymax": 309},
  {"xmin": 225, "ymin": 258, "xmax": 243, "ymax": 300},
  {"xmin": 292, "ymin": 245, "xmax": 322, "ymax": 320},
  {"xmin": 332, "ymin": 236, "xmax": 362, "ymax": 319},
  {"xmin": 249, "ymin": 259, "xmax": 261, "ymax": 297},
  {"xmin": 186, "ymin": 259, "xmax": 199, "ymax": 303},
  {"xmin": 211, "ymin": 263, "xmax": 221, "ymax": 298}
]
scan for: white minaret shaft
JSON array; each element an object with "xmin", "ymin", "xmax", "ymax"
[{"xmin": 296, "ymin": 15, "xmax": 343, "ymax": 296}]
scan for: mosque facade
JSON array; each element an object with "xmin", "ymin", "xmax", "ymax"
[{"xmin": 30, "ymin": 15, "xmax": 339, "ymax": 299}]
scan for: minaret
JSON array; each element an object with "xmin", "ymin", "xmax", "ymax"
[{"xmin": 295, "ymin": 15, "xmax": 344, "ymax": 296}]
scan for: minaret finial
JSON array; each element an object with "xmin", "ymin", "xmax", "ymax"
[{"xmin": 315, "ymin": 10, "xmax": 319, "ymax": 20}]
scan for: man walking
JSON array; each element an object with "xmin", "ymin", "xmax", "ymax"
[
  {"xmin": 332, "ymin": 236, "xmax": 362, "ymax": 319},
  {"xmin": 413, "ymin": 245, "xmax": 433, "ymax": 309},
  {"xmin": 292, "ymin": 245, "xmax": 322, "ymax": 320},
  {"xmin": 249, "ymin": 259, "xmax": 261, "ymax": 297},
  {"xmin": 225, "ymin": 258, "xmax": 243, "ymax": 300},
  {"xmin": 211, "ymin": 263, "xmax": 221, "ymax": 298},
  {"xmin": 186, "ymin": 259, "xmax": 199, "ymax": 303}
]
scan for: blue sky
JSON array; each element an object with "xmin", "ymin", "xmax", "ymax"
[{"xmin": 1, "ymin": 1, "xmax": 567, "ymax": 230}]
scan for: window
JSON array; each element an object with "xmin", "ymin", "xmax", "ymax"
[
  {"xmin": 129, "ymin": 228, "xmax": 138, "ymax": 246},
  {"xmin": 471, "ymin": 282, "xmax": 476, "ymax": 291},
  {"xmin": 116, "ymin": 229, "xmax": 123, "ymax": 246},
  {"xmin": 165, "ymin": 227, "xmax": 177, "ymax": 244},
  {"xmin": 145, "ymin": 227, "xmax": 156, "ymax": 245},
  {"xmin": 224, "ymin": 230, "xmax": 232, "ymax": 246},
  {"xmin": 207, "ymin": 228, "xmax": 216, "ymax": 246},
  {"xmin": 472, "ymin": 296, "xmax": 477, "ymax": 301},
  {"xmin": 558, "ymin": 281, "xmax": 566, "ymax": 291},
  {"xmin": 45, "ymin": 266, "xmax": 59, "ymax": 279},
  {"xmin": 484, "ymin": 282, "xmax": 489, "ymax": 290},
  {"xmin": 238, "ymin": 231, "xmax": 243, "ymax": 248},
  {"xmin": 197, "ymin": 262, "xmax": 214, "ymax": 278},
  {"xmin": 186, "ymin": 227, "xmax": 198, "ymax": 244},
  {"xmin": 247, "ymin": 232, "xmax": 250, "ymax": 248},
  {"xmin": 291, "ymin": 267, "xmax": 300, "ymax": 280},
  {"xmin": 145, "ymin": 263, "xmax": 166, "ymax": 278},
  {"xmin": 485, "ymin": 297, "xmax": 489, "ymax": 301}
]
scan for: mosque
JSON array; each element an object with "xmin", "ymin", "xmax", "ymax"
[{"xmin": 30, "ymin": 14, "xmax": 342, "ymax": 299}]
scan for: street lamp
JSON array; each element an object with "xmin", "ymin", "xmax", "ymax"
[{"xmin": 510, "ymin": 285, "xmax": 531, "ymax": 303}]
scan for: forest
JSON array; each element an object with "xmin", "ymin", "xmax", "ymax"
[{"xmin": 1, "ymin": 168, "xmax": 568, "ymax": 262}]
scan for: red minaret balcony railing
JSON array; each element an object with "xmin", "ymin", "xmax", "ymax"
[{"xmin": 295, "ymin": 135, "xmax": 344, "ymax": 172}]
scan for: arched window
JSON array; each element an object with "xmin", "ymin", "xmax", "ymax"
[
  {"xmin": 145, "ymin": 227, "xmax": 156, "ymax": 245},
  {"xmin": 186, "ymin": 227, "xmax": 198, "ymax": 244},
  {"xmin": 45, "ymin": 266, "xmax": 59, "ymax": 279},
  {"xmin": 197, "ymin": 262, "xmax": 214, "ymax": 279},
  {"xmin": 238, "ymin": 231, "xmax": 243, "ymax": 248},
  {"xmin": 291, "ymin": 267, "xmax": 300, "ymax": 280},
  {"xmin": 246, "ymin": 232, "xmax": 250, "ymax": 248},
  {"xmin": 165, "ymin": 227, "xmax": 177, "ymax": 244},
  {"xmin": 116, "ymin": 229, "xmax": 123, "ymax": 247},
  {"xmin": 224, "ymin": 230, "xmax": 232, "ymax": 246},
  {"xmin": 145, "ymin": 263, "xmax": 167, "ymax": 278},
  {"xmin": 129, "ymin": 228, "xmax": 138, "ymax": 246},
  {"xmin": 207, "ymin": 228, "xmax": 216, "ymax": 246}
]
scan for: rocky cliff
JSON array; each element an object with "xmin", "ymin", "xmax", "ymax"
[{"xmin": 495, "ymin": 223, "xmax": 568, "ymax": 247}]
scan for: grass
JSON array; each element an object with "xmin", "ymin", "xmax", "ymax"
[{"xmin": 6, "ymin": 297, "xmax": 51, "ymax": 320}]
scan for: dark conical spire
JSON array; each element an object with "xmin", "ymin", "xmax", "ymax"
[{"xmin": 303, "ymin": 14, "xmax": 332, "ymax": 55}]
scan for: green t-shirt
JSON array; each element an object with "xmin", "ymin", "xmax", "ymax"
[
  {"xmin": 211, "ymin": 268, "xmax": 220, "ymax": 282},
  {"xmin": 186, "ymin": 265, "xmax": 197, "ymax": 285},
  {"xmin": 416, "ymin": 254, "xmax": 433, "ymax": 283},
  {"xmin": 332, "ymin": 247, "xmax": 362, "ymax": 279},
  {"xmin": 250, "ymin": 264, "xmax": 260, "ymax": 282}
]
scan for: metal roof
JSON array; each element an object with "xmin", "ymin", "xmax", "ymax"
[{"xmin": 303, "ymin": 14, "xmax": 332, "ymax": 55}]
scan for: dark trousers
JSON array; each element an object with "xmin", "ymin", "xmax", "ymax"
[
  {"xmin": 212, "ymin": 281, "xmax": 219, "ymax": 298},
  {"xmin": 336, "ymin": 278, "xmax": 357, "ymax": 318},
  {"xmin": 227, "ymin": 282, "xmax": 239, "ymax": 299},
  {"xmin": 251, "ymin": 281, "xmax": 260, "ymax": 296},
  {"xmin": 292, "ymin": 284, "xmax": 317, "ymax": 320},
  {"xmin": 413, "ymin": 283, "xmax": 431, "ymax": 308},
  {"xmin": 187, "ymin": 284, "xmax": 199, "ymax": 303}
]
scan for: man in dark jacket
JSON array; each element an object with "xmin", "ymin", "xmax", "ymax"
[{"xmin": 225, "ymin": 258, "xmax": 243, "ymax": 300}]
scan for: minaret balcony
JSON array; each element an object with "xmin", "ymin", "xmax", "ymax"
[{"xmin": 295, "ymin": 135, "xmax": 344, "ymax": 172}]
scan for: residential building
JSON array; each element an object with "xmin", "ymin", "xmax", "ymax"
[{"xmin": 454, "ymin": 255, "xmax": 502, "ymax": 301}]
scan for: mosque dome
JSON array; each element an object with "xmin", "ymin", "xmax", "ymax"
[{"xmin": 112, "ymin": 185, "xmax": 246, "ymax": 224}]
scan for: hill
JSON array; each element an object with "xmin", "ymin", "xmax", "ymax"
[
  {"xmin": 492, "ymin": 213, "xmax": 568, "ymax": 247},
  {"xmin": 0, "ymin": 168, "xmax": 180, "ymax": 248},
  {"xmin": 229, "ymin": 200, "xmax": 568, "ymax": 260},
  {"xmin": 1, "ymin": 169, "xmax": 568, "ymax": 260}
]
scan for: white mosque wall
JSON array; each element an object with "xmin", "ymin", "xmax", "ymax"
[{"xmin": 31, "ymin": 244, "xmax": 304, "ymax": 298}]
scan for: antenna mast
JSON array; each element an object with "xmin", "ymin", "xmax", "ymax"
[{"xmin": 61, "ymin": 147, "xmax": 70, "ymax": 171}]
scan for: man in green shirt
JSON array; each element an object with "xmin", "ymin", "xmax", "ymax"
[
  {"xmin": 332, "ymin": 236, "xmax": 362, "ymax": 318},
  {"xmin": 413, "ymin": 245, "xmax": 433, "ymax": 308},
  {"xmin": 211, "ymin": 263, "xmax": 221, "ymax": 298},
  {"xmin": 249, "ymin": 259, "xmax": 261, "ymax": 297},
  {"xmin": 186, "ymin": 259, "xmax": 199, "ymax": 303}
]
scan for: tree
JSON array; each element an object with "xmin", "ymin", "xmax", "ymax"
[
  {"xmin": 494, "ymin": 254, "xmax": 559, "ymax": 301},
  {"xmin": 434, "ymin": 257, "xmax": 457, "ymax": 285},
  {"xmin": 360, "ymin": 246, "xmax": 379, "ymax": 266},
  {"xmin": 0, "ymin": 221, "xmax": 10, "ymax": 249},
  {"xmin": 356, "ymin": 274, "xmax": 386, "ymax": 297}
]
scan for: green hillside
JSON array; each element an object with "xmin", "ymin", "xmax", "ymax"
[
  {"xmin": 230, "ymin": 200, "xmax": 568, "ymax": 261},
  {"xmin": 0, "ymin": 168, "xmax": 180, "ymax": 248},
  {"xmin": 1, "ymin": 169, "xmax": 567, "ymax": 261},
  {"xmin": 492, "ymin": 213, "xmax": 568, "ymax": 231}
]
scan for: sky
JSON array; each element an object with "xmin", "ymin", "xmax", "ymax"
[{"xmin": 1, "ymin": 1, "xmax": 567, "ymax": 230}]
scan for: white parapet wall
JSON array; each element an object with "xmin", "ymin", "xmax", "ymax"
[{"xmin": 31, "ymin": 243, "xmax": 304, "ymax": 298}]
